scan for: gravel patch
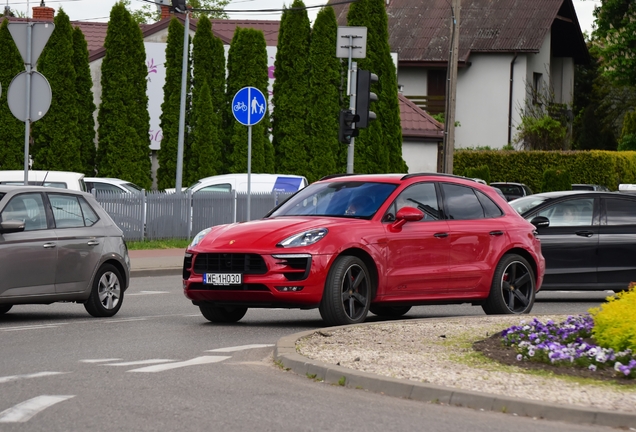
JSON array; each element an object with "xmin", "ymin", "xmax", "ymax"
[{"xmin": 296, "ymin": 315, "xmax": 636, "ymax": 413}]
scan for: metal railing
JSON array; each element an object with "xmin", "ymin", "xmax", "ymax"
[{"xmin": 93, "ymin": 190, "xmax": 293, "ymax": 241}]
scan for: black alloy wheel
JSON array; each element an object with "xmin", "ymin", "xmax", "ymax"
[
  {"xmin": 319, "ymin": 255, "xmax": 371, "ymax": 326},
  {"xmin": 482, "ymin": 254, "xmax": 535, "ymax": 315}
]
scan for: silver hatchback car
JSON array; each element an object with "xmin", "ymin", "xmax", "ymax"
[{"xmin": 0, "ymin": 186, "xmax": 130, "ymax": 317}]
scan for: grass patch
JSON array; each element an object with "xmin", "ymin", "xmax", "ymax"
[
  {"xmin": 126, "ymin": 239, "xmax": 190, "ymax": 250},
  {"xmin": 338, "ymin": 376, "xmax": 346, "ymax": 386}
]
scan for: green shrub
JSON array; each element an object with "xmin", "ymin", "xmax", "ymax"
[
  {"xmin": 463, "ymin": 165, "xmax": 491, "ymax": 184},
  {"xmin": 618, "ymin": 133, "xmax": 636, "ymax": 151},
  {"xmin": 589, "ymin": 284, "xmax": 636, "ymax": 352},
  {"xmin": 541, "ymin": 168, "xmax": 571, "ymax": 192},
  {"xmin": 514, "ymin": 115, "xmax": 567, "ymax": 150}
]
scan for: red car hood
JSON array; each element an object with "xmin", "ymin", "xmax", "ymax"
[{"xmin": 193, "ymin": 217, "xmax": 354, "ymax": 251}]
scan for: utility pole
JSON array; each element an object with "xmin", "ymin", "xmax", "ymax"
[{"xmin": 443, "ymin": 0, "xmax": 460, "ymax": 174}]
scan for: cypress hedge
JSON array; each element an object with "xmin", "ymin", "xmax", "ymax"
[
  {"xmin": 158, "ymin": 18, "xmax": 190, "ymax": 190},
  {"xmin": 225, "ymin": 28, "xmax": 272, "ymax": 173},
  {"xmin": 271, "ymin": 0, "xmax": 311, "ymax": 176},
  {"xmin": 73, "ymin": 27, "xmax": 96, "ymax": 176},
  {"xmin": 190, "ymin": 81, "xmax": 222, "ymax": 181},
  {"xmin": 31, "ymin": 9, "xmax": 82, "ymax": 172},
  {"xmin": 97, "ymin": 3, "xmax": 152, "ymax": 189},
  {"xmin": 306, "ymin": 6, "xmax": 341, "ymax": 182},
  {"xmin": 0, "ymin": 20, "xmax": 24, "ymax": 170}
]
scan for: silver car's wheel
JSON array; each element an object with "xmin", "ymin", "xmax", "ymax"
[
  {"xmin": 0, "ymin": 305, "xmax": 12, "ymax": 315},
  {"xmin": 84, "ymin": 264, "xmax": 124, "ymax": 317},
  {"xmin": 319, "ymin": 256, "xmax": 371, "ymax": 326},
  {"xmin": 482, "ymin": 254, "xmax": 535, "ymax": 315}
]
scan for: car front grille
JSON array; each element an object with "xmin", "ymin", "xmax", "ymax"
[{"xmin": 193, "ymin": 253, "xmax": 267, "ymax": 275}]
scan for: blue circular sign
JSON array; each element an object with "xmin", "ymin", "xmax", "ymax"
[{"xmin": 232, "ymin": 86, "xmax": 266, "ymax": 126}]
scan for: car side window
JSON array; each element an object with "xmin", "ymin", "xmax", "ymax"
[
  {"xmin": 93, "ymin": 183, "xmax": 123, "ymax": 193},
  {"xmin": 79, "ymin": 197, "xmax": 99, "ymax": 226},
  {"xmin": 197, "ymin": 184, "xmax": 232, "ymax": 193},
  {"xmin": 475, "ymin": 190, "xmax": 504, "ymax": 218},
  {"xmin": 0, "ymin": 193, "xmax": 47, "ymax": 231},
  {"xmin": 387, "ymin": 183, "xmax": 440, "ymax": 221},
  {"xmin": 441, "ymin": 183, "xmax": 484, "ymax": 220},
  {"xmin": 605, "ymin": 198, "xmax": 636, "ymax": 225},
  {"xmin": 535, "ymin": 198, "xmax": 594, "ymax": 227},
  {"xmin": 49, "ymin": 193, "xmax": 87, "ymax": 228}
]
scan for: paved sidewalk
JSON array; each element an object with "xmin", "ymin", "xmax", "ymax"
[{"xmin": 128, "ymin": 248, "xmax": 184, "ymax": 277}]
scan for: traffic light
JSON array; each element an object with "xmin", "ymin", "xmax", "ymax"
[
  {"xmin": 339, "ymin": 109, "xmax": 359, "ymax": 144},
  {"xmin": 171, "ymin": 0, "xmax": 187, "ymax": 13},
  {"xmin": 355, "ymin": 69, "xmax": 378, "ymax": 128}
]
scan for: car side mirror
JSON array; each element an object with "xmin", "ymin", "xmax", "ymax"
[
  {"xmin": 0, "ymin": 220, "xmax": 26, "ymax": 234},
  {"xmin": 392, "ymin": 207, "xmax": 424, "ymax": 229},
  {"xmin": 530, "ymin": 216, "xmax": 550, "ymax": 228}
]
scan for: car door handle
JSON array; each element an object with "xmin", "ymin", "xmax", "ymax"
[
  {"xmin": 43, "ymin": 242, "xmax": 56, "ymax": 249},
  {"xmin": 87, "ymin": 240, "xmax": 100, "ymax": 246},
  {"xmin": 575, "ymin": 231, "xmax": 594, "ymax": 238},
  {"xmin": 434, "ymin": 232, "xmax": 449, "ymax": 238},
  {"xmin": 489, "ymin": 231, "xmax": 504, "ymax": 236}
]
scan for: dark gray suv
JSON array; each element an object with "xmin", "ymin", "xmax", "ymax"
[{"xmin": 0, "ymin": 186, "xmax": 130, "ymax": 317}]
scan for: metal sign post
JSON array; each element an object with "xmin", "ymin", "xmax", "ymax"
[
  {"xmin": 231, "ymin": 86, "xmax": 266, "ymax": 221},
  {"xmin": 175, "ymin": 10, "xmax": 189, "ymax": 194},
  {"xmin": 8, "ymin": 22, "xmax": 54, "ymax": 184},
  {"xmin": 336, "ymin": 27, "xmax": 367, "ymax": 174}
]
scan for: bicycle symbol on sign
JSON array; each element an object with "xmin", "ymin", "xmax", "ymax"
[{"xmin": 234, "ymin": 101, "xmax": 247, "ymax": 112}]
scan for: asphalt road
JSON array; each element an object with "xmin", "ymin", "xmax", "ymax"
[{"xmin": 0, "ymin": 275, "xmax": 616, "ymax": 432}]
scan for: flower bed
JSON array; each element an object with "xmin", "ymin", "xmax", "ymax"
[{"xmin": 501, "ymin": 314, "xmax": 636, "ymax": 379}]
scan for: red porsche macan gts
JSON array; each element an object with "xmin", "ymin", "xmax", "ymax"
[{"xmin": 183, "ymin": 173, "xmax": 545, "ymax": 326}]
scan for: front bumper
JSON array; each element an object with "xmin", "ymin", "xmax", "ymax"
[{"xmin": 183, "ymin": 252, "xmax": 333, "ymax": 308}]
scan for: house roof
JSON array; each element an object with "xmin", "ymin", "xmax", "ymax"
[
  {"xmin": 330, "ymin": 0, "xmax": 588, "ymax": 65},
  {"xmin": 398, "ymin": 94, "xmax": 444, "ymax": 140}
]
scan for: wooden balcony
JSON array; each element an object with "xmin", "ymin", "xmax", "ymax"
[{"xmin": 404, "ymin": 95, "xmax": 446, "ymax": 115}]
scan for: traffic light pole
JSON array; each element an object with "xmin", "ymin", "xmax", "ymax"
[{"xmin": 347, "ymin": 60, "xmax": 357, "ymax": 174}]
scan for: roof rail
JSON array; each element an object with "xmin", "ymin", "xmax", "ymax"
[
  {"xmin": 319, "ymin": 173, "xmax": 358, "ymax": 181},
  {"xmin": 401, "ymin": 172, "xmax": 471, "ymax": 181}
]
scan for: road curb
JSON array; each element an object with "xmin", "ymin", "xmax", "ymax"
[
  {"xmin": 130, "ymin": 267, "xmax": 182, "ymax": 278},
  {"xmin": 274, "ymin": 323, "xmax": 636, "ymax": 429}
]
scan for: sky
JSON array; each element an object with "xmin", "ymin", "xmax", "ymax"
[{"xmin": 5, "ymin": 0, "xmax": 599, "ymax": 35}]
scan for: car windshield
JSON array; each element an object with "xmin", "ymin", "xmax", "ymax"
[
  {"xmin": 494, "ymin": 184, "xmax": 523, "ymax": 195},
  {"xmin": 268, "ymin": 181, "xmax": 397, "ymax": 218},
  {"xmin": 509, "ymin": 195, "xmax": 549, "ymax": 214}
]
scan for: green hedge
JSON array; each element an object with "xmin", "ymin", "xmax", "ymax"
[{"xmin": 455, "ymin": 150, "xmax": 636, "ymax": 192}]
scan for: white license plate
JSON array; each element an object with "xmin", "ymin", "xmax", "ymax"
[{"xmin": 204, "ymin": 273, "xmax": 242, "ymax": 285}]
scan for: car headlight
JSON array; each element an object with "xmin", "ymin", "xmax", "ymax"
[
  {"xmin": 277, "ymin": 228, "xmax": 328, "ymax": 248},
  {"xmin": 189, "ymin": 228, "xmax": 212, "ymax": 248}
]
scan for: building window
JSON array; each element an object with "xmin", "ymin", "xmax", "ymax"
[{"xmin": 533, "ymin": 72, "xmax": 543, "ymax": 105}]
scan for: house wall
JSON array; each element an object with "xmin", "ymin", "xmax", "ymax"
[
  {"xmin": 397, "ymin": 67, "xmax": 427, "ymax": 97},
  {"xmin": 454, "ymin": 54, "xmax": 517, "ymax": 149},
  {"xmin": 402, "ymin": 139, "xmax": 439, "ymax": 173},
  {"xmin": 525, "ymin": 32, "xmax": 552, "ymax": 104},
  {"xmin": 550, "ymin": 56, "xmax": 574, "ymax": 105}
]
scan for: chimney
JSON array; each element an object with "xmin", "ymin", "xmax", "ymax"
[
  {"xmin": 32, "ymin": 1, "xmax": 55, "ymax": 21},
  {"xmin": 160, "ymin": 5, "xmax": 172, "ymax": 20}
]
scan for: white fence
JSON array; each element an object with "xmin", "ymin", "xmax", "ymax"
[{"xmin": 94, "ymin": 190, "xmax": 294, "ymax": 241}]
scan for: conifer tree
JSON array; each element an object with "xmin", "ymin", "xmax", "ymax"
[
  {"xmin": 306, "ymin": 7, "xmax": 341, "ymax": 182},
  {"xmin": 97, "ymin": 2, "xmax": 152, "ymax": 188},
  {"xmin": 158, "ymin": 17, "xmax": 191, "ymax": 189},
  {"xmin": 225, "ymin": 28, "xmax": 272, "ymax": 173},
  {"xmin": 0, "ymin": 20, "xmax": 25, "ymax": 170},
  {"xmin": 31, "ymin": 9, "xmax": 82, "ymax": 171},
  {"xmin": 190, "ymin": 16, "xmax": 225, "ymax": 182},
  {"xmin": 348, "ymin": 0, "xmax": 407, "ymax": 173},
  {"xmin": 190, "ymin": 80, "xmax": 222, "ymax": 180},
  {"xmin": 271, "ymin": 0, "xmax": 311, "ymax": 176},
  {"xmin": 73, "ymin": 27, "xmax": 96, "ymax": 176}
]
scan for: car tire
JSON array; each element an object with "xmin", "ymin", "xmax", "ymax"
[
  {"xmin": 482, "ymin": 254, "xmax": 535, "ymax": 315},
  {"xmin": 369, "ymin": 305, "xmax": 411, "ymax": 318},
  {"xmin": 84, "ymin": 264, "xmax": 124, "ymax": 318},
  {"xmin": 199, "ymin": 305, "xmax": 247, "ymax": 323},
  {"xmin": 0, "ymin": 305, "xmax": 12, "ymax": 315},
  {"xmin": 319, "ymin": 255, "xmax": 371, "ymax": 326}
]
